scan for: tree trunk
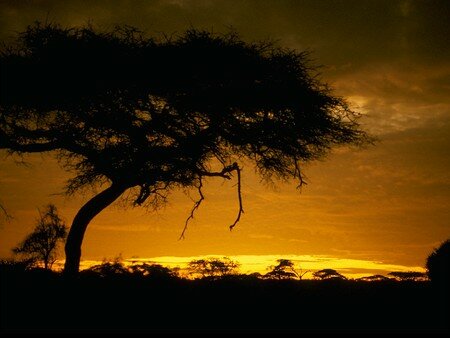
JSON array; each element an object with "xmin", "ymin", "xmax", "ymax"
[{"xmin": 63, "ymin": 182, "xmax": 127, "ymax": 276}]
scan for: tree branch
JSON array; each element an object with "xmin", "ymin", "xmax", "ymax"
[
  {"xmin": 294, "ymin": 159, "xmax": 307, "ymax": 189},
  {"xmin": 180, "ymin": 162, "xmax": 245, "ymax": 237},
  {"xmin": 134, "ymin": 182, "xmax": 170, "ymax": 209},
  {"xmin": 0, "ymin": 140, "xmax": 59, "ymax": 153},
  {"xmin": 196, "ymin": 163, "xmax": 237, "ymax": 179},
  {"xmin": 0, "ymin": 203, "xmax": 12, "ymax": 223},
  {"xmin": 229, "ymin": 163, "xmax": 244, "ymax": 230},
  {"xmin": 179, "ymin": 178, "xmax": 204, "ymax": 240}
]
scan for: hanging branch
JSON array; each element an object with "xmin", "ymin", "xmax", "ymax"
[
  {"xmin": 179, "ymin": 178, "xmax": 205, "ymax": 240},
  {"xmin": 229, "ymin": 163, "xmax": 244, "ymax": 231},
  {"xmin": 180, "ymin": 162, "xmax": 245, "ymax": 238},
  {"xmin": 294, "ymin": 159, "xmax": 307, "ymax": 189}
]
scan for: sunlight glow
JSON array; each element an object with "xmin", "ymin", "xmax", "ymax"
[{"xmin": 53, "ymin": 254, "xmax": 426, "ymax": 279}]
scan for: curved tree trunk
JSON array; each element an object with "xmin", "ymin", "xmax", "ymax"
[{"xmin": 63, "ymin": 182, "xmax": 127, "ymax": 276}]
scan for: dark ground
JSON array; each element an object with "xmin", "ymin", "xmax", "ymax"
[{"xmin": 1, "ymin": 269, "xmax": 449, "ymax": 337}]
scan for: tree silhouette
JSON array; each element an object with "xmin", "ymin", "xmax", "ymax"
[
  {"xmin": 387, "ymin": 271, "xmax": 428, "ymax": 282},
  {"xmin": 1, "ymin": 23, "xmax": 370, "ymax": 275},
  {"xmin": 264, "ymin": 258, "xmax": 308, "ymax": 280},
  {"xmin": 82, "ymin": 257, "xmax": 130, "ymax": 277},
  {"xmin": 12, "ymin": 204, "xmax": 67, "ymax": 270},
  {"xmin": 312, "ymin": 269, "xmax": 347, "ymax": 280},
  {"xmin": 426, "ymin": 239, "xmax": 450, "ymax": 285},
  {"xmin": 129, "ymin": 263, "xmax": 179, "ymax": 280},
  {"xmin": 426, "ymin": 239, "xmax": 450, "ymax": 329},
  {"xmin": 187, "ymin": 257, "xmax": 239, "ymax": 279},
  {"xmin": 356, "ymin": 274, "xmax": 391, "ymax": 282}
]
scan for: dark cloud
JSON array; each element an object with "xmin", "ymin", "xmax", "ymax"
[{"xmin": 1, "ymin": 0, "xmax": 449, "ymax": 64}]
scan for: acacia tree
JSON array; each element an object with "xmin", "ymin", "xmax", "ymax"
[
  {"xmin": 187, "ymin": 257, "xmax": 239, "ymax": 279},
  {"xmin": 312, "ymin": 269, "xmax": 347, "ymax": 280},
  {"xmin": 0, "ymin": 23, "xmax": 370, "ymax": 275},
  {"xmin": 265, "ymin": 259, "xmax": 308, "ymax": 280},
  {"xmin": 12, "ymin": 204, "xmax": 67, "ymax": 270}
]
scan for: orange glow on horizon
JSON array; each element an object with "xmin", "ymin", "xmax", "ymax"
[{"xmin": 51, "ymin": 254, "xmax": 426, "ymax": 280}]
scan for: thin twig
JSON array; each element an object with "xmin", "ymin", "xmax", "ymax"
[
  {"xmin": 180, "ymin": 162, "xmax": 245, "ymax": 237},
  {"xmin": 294, "ymin": 159, "xmax": 307, "ymax": 189},
  {"xmin": 134, "ymin": 183, "xmax": 169, "ymax": 206},
  {"xmin": 0, "ymin": 203, "xmax": 12, "ymax": 222},
  {"xmin": 179, "ymin": 178, "xmax": 204, "ymax": 240}
]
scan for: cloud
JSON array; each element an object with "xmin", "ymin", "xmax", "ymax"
[{"xmin": 329, "ymin": 62, "xmax": 450, "ymax": 134}]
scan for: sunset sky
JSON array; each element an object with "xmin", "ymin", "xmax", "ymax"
[{"xmin": 1, "ymin": 0, "xmax": 449, "ymax": 277}]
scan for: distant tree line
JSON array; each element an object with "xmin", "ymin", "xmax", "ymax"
[{"xmin": 4, "ymin": 204, "xmax": 448, "ymax": 285}]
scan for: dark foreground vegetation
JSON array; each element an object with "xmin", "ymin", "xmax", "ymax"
[{"xmin": 1, "ymin": 266, "xmax": 448, "ymax": 336}]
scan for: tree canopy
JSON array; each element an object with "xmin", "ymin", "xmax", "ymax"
[
  {"xmin": 0, "ymin": 23, "xmax": 370, "ymax": 274},
  {"xmin": 387, "ymin": 271, "xmax": 428, "ymax": 282},
  {"xmin": 312, "ymin": 269, "xmax": 347, "ymax": 280},
  {"xmin": 187, "ymin": 257, "xmax": 239, "ymax": 279},
  {"xmin": 264, "ymin": 258, "xmax": 308, "ymax": 280}
]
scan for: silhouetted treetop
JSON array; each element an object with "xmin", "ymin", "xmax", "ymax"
[
  {"xmin": 1, "ymin": 23, "xmax": 368, "ymax": 187},
  {"xmin": 387, "ymin": 271, "xmax": 428, "ymax": 282},
  {"xmin": 1, "ymin": 23, "xmax": 370, "ymax": 275},
  {"xmin": 313, "ymin": 269, "xmax": 347, "ymax": 280},
  {"xmin": 187, "ymin": 257, "xmax": 240, "ymax": 279},
  {"xmin": 265, "ymin": 259, "xmax": 308, "ymax": 280},
  {"xmin": 426, "ymin": 239, "xmax": 450, "ymax": 285},
  {"xmin": 12, "ymin": 204, "xmax": 67, "ymax": 270}
]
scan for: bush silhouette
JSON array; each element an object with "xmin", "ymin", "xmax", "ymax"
[
  {"xmin": 129, "ymin": 263, "xmax": 179, "ymax": 280},
  {"xmin": 426, "ymin": 239, "xmax": 450, "ymax": 286},
  {"xmin": 387, "ymin": 271, "xmax": 428, "ymax": 282},
  {"xmin": 82, "ymin": 259, "xmax": 130, "ymax": 278}
]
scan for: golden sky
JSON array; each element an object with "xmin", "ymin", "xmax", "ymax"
[{"xmin": 1, "ymin": 0, "xmax": 449, "ymax": 275}]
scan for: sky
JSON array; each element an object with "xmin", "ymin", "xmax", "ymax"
[{"xmin": 1, "ymin": 0, "xmax": 449, "ymax": 276}]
